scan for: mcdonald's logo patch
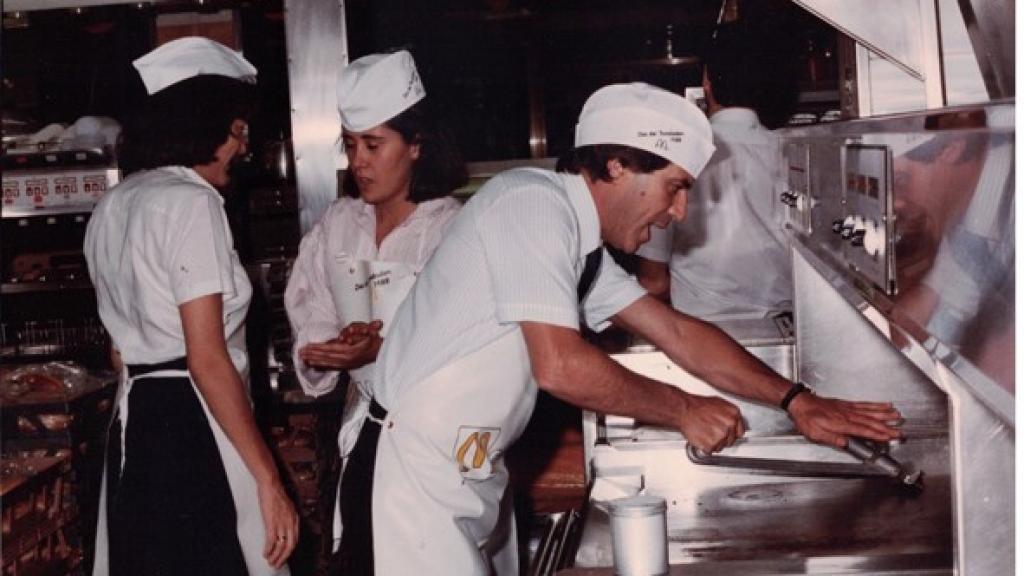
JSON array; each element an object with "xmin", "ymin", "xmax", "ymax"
[{"xmin": 453, "ymin": 426, "xmax": 501, "ymax": 478}]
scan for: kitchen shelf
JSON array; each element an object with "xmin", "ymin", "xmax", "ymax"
[
  {"xmin": 2, "ymin": 280, "xmax": 94, "ymax": 295},
  {"xmin": 1, "ymin": 204, "xmax": 97, "ymax": 219}
]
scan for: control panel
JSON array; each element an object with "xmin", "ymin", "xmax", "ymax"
[
  {"xmin": 2, "ymin": 168, "xmax": 120, "ymax": 217},
  {"xmin": 781, "ymin": 141, "xmax": 813, "ymax": 235},
  {"xmin": 837, "ymin": 144, "xmax": 894, "ymax": 294}
]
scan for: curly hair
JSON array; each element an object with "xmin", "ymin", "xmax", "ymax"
[
  {"xmin": 118, "ymin": 74, "xmax": 258, "ymax": 175},
  {"xmin": 341, "ymin": 100, "xmax": 468, "ymax": 203}
]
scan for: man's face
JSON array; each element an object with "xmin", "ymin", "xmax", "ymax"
[{"xmin": 603, "ymin": 161, "xmax": 694, "ymax": 253}]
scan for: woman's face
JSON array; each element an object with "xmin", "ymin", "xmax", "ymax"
[
  {"xmin": 342, "ymin": 124, "xmax": 420, "ymax": 206},
  {"xmin": 195, "ymin": 119, "xmax": 249, "ymax": 188}
]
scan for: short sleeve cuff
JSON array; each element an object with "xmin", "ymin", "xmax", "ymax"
[
  {"xmin": 173, "ymin": 279, "xmax": 232, "ymax": 306},
  {"xmin": 584, "ymin": 282, "xmax": 648, "ymax": 332},
  {"xmin": 495, "ymin": 303, "xmax": 580, "ymax": 331}
]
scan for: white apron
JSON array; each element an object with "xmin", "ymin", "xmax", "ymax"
[
  {"xmin": 371, "ymin": 329, "xmax": 538, "ymax": 576},
  {"xmin": 331, "ymin": 258, "xmax": 419, "ymax": 550},
  {"xmin": 92, "ymin": 367, "xmax": 290, "ymax": 576}
]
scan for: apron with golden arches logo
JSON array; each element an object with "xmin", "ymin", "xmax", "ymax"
[{"xmin": 371, "ymin": 328, "xmax": 537, "ymax": 575}]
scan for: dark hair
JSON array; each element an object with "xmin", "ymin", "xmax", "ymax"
[
  {"xmin": 703, "ymin": 23, "xmax": 799, "ymax": 129},
  {"xmin": 341, "ymin": 100, "xmax": 468, "ymax": 202},
  {"xmin": 118, "ymin": 74, "xmax": 258, "ymax": 175},
  {"xmin": 555, "ymin": 145, "xmax": 670, "ymax": 181}
]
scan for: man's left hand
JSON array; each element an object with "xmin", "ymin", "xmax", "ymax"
[{"xmin": 787, "ymin": 392, "xmax": 903, "ymax": 448}]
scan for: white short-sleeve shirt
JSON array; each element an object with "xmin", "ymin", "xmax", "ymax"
[
  {"xmin": 283, "ymin": 196, "xmax": 461, "ymax": 397},
  {"xmin": 375, "ymin": 168, "xmax": 647, "ymax": 409},
  {"xmin": 83, "ymin": 166, "xmax": 252, "ymax": 376},
  {"xmin": 637, "ymin": 107, "xmax": 792, "ymax": 320}
]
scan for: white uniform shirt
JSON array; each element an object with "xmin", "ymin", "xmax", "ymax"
[
  {"xmin": 284, "ymin": 196, "xmax": 461, "ymax": 396},
  {"xmin": 375, "ymin": 168, "xmax": 647, "ymax": 409},
  {"xmin": 637, "ymin": 107, "xmax": 792, "ymax": 320},
  {"xmin": 83, "ymin": 166, "xmax": 252, "ymax": 377}
]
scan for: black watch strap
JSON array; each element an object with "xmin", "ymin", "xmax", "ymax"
[{"xmin": 780, "ymin": 382, "xmax": 808, "ymax": 412}]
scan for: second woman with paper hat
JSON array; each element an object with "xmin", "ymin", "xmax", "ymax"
[{"xmin": 283, "ymin": 49, "xmax": 467, "ymax": 573}]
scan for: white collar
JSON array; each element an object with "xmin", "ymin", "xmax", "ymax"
[
  {"xmin": 710, "ymin": 107, "xmax": 760, "ymax": 130},
  {"xmin": 561, "ymin": 172, "xmax": 602, "ymax": 256},
  {"xmin": 355, "ymin": 196, "xmax": 452, "ymax": 235},
  {"xmin": 163, "ymin": 166, "xmax": 225, "ymax": 204}
]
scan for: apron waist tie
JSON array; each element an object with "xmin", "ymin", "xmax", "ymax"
[
  {"xmin": 127, "ymin": 357, "xmax": 189, "ymax": 378},
  {"xmin": 366, "ymin": 398, "xmax": 388, "ymax": 426},
  {"xmin": 118, "ymin": 357, "xmax": 190, "ymax": 475}
]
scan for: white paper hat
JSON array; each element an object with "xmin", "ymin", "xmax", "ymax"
[
  {"xmin": 338, "ymin": 50, "xmax": 426, "ymax": 132},
  {"xmin": 884, "ymin": 133, "xmax": 937, "ymax": 158},
  {"xmin": 133, "ymin": 36, "xmax": 257, "ymax": 95},
  {"xmin": 575, "ymin": 83, "xmax": 715, "ymax": 177}
]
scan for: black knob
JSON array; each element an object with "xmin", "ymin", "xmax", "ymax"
[
  {"xmin": 780, "ymin": 191, "xmax": 798, "ymax": 206},
  {"xmin": 832, "ymin": 219, "xmax": 844, "ymax": 233},
  {"xmin": 850, "ymin": 229, "xmax": 866, "ymax": 246}
]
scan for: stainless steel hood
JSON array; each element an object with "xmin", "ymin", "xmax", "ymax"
[{"xmin": 791, "ymin": 0, "xmax": 1012, "ymax": 114}]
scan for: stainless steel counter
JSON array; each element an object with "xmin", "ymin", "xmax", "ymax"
[{"xmin": 568, "ymin": 435, "xmax": 951, "ymax": 575}]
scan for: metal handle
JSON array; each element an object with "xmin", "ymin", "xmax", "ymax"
[{"xmin": 686, "ymin": 439, "xmax": 923, "ymax": 490}]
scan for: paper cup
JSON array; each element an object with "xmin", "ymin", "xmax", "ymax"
[{"xmin": 328, "ymin": 254, "xmax": 371, "ymax": 323}]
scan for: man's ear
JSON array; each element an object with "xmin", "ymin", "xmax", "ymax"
[{"xmin": 606, "ymin": 158, "xmax": 626, "ymax": 181}]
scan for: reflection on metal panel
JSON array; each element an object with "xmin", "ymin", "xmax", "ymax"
[
  {"xmin": 284, "ymin": 0, "xmax": 346, "ymax": 234},
  {"xmin": 780, "ymin": 101, "xmax": 1014, "ymax": 396}
]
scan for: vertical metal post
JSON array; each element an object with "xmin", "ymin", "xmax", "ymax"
[{"xmin": 283, "ymin": 0, "xmax": 348, "ymax": 233}]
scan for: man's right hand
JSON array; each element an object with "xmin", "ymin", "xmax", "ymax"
[
  {"xmin": 678, "ymin": 392, "xmax": 745, "ymax": 454},
  {"xmin": 298, "ymin": 320, "xmax": 383, "ymax": 371}
]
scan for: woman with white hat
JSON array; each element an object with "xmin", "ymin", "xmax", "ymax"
[
  {"xmin": 84, "ymin": 37, "xmax": 298, "ymax": 575},
  {"xmin": 283, "ymin": 49, "xmax": 466, "ymax": 574}
]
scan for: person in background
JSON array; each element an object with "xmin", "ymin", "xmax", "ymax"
[
  {"xmin": 282, "ymin": 49, "xmax": 466, "ymax": 575},
  {"xmin": 353, "ymin": 82, "xmax": 903, "ymax": 575},
  {"xmin": 83, "ymin": 37, "xmax": 297, "ymax": 575},
  {"xmin": 636, "ymin": 23, "xmax": 798, "ymax": 321}
]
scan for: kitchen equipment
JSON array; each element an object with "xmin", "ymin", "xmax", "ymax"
[
  {"xmin": 552, "ymin": 100, "xmax": 1010, "ymax": 576},
  {"xmin": 685, "ymin": 437, "xmax": 923, "ymax": 492}
]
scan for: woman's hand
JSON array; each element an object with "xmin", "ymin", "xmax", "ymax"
[
  {"xmin": 298, "ymin": 320, "xmax": 383, "ymax": 371},
  {"xmin": 258, "ymin": 479, "xmax": 300, "ymax": 569}
]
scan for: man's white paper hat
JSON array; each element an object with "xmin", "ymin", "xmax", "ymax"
[{"xmin": 575, "ymin": 82, "xmax": 715, "ymax": 177}]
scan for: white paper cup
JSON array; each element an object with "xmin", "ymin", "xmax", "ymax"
[
  {"xmin": 608, "ymin": 495, "xmax": 668, "ymax": 575},
  {"xmin": 328, "ymin": 254, "xmax": 371, "ymax": 323}
]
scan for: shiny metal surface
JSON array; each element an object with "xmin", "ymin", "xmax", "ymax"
[
  {"xmin": 792, "ymin": 0, "xmax": 945, "ymax": 112},
  {"xmin": 575, "ymin": 329, "xmax": 952, "ymax": 574},
  {"xmin": 780, "ymin": 101, "xmax": 1015, "ymax": 397},
  {"xmin": 795, "ymin": 0, "xmax": 996, "ymax": 115},
  {"xmin": 956, "ymin": 0, "xmax": 1014, "ymax": 98},
  {"xmin": 284, "ymin": 0, "xmax": 347, "ymax": 233},
  {"xmin": 574, "ymin": 434, "xmax": 951, "ymax": 574},
  {"xmin": 792, "ymin": 243, "xmax": 1012, "ymax": 575}
]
